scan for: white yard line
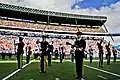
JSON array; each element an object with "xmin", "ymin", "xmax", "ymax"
[
  {"xmin": 83, "ymin": 60, "xmax": 120, "ymax": 62},
  {"xmin": 31, "ymin": 59, "xmax": 120, "ymax": 63},
  {"xmin": 2, "ymin": 69, "xmax": 21, "ymax": 80},
  {"xmin": 97, "ymin": 75, "xmax": 107, "ymax": 79},
  {"xmin": 84, "ymin": 65, "xmax": 120, "ymax": 77},
  {"xmin": 2, "ymin": 59, "xmax": 35, "ymax": 80},
  {"xmin": 55, "ymin": 78, "xmax": 60, "ymax": 80}
]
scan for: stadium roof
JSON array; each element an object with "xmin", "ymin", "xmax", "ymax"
[{"xmin": 0, "ymin": 3, "xmax": 107, "ymax": 26}]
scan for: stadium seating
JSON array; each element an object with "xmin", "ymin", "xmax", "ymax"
[{"xmin": 0, "ymin": 19, "xmax": 105, "ymax": 32}]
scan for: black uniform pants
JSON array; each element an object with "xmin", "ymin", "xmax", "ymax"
[
  {"xmin": 48, "ymin": 53, "xmax": 51, "ymax": 65},
  {"xmin": 48, "ymin": 50, "xmax": 52, "ymax": 66},
  {"xmin": 26, "ymin": 55, "xmax": 30, "ymax": 64},
  {"xmin": 90, "ymin": 56, "xmax": 93, "ymax": 63},
  {"xmin": 9, "ymin": 53, "xmax": 12, "ymax": 59},
  {"xmin": 60, "ymin": 52, "xmax": 62, "ymax": 63},
  {"xmin": 1, "ymin": 53, "xmax": 5, "ymax": 60},
  {"xmin": 107, "ymin": 54, "xmax": 111, "ymax": 65},
  {"xmin": 40, "ymin": 50, "xmax": 47, "ymax": 73},
  {"xmin": 75, "ymin": 50, "xmax": 84, "ymax": 78},
  {"xmin": 114, "ymin": 55, "xmax": 117, "ymax": 63},
  {"xmin": 99, "ymin": 52, "xmax": 103, "ymax": 67},
  {"xmin": 17, "ymin": 54, "xmax": 23, "ymax": 69}
]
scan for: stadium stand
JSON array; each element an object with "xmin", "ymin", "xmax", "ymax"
[{"xmin": 0, "ymin": 19, "xmax": 105, "ymax": 32}]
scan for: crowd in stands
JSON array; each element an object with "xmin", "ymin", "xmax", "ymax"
[
  {"xmin": 0, "ymin": 35, "xmax": 116, "ymax": 57},
  {"xmin": 0, "ymin": 19, "xmax": 105, "ymax": 32}
]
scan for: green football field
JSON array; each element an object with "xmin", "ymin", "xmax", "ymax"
[{"xmin": 0, "ymin": 56, "xmax": 120, "ymax": 80}]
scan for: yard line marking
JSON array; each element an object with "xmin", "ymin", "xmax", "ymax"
[
  {"xmin": 22, "ymin": 59, "xmax": 35, "ymax": 69},
  {"xmin": 97, "ymin": 75, "xmax": 107, "ymax": 79},
  {"xmin": 55, "ymin": 78, "xmax": 60, "ymax": 80},
  {"xmin": 2, "ymin": 69, "xmax": 21, "ymax": 80},
  {"xmin": 2, "ymin": 59, "xmax": 35, "ymax": 80},
  {"xmin": 84, "ymin": 65, "xmax": 120, "ymax": 77},
  {"xmin": 31, "ymin": 59, "xmax": 120, "ymax": 63}
]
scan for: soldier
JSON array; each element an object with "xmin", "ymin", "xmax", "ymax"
[
  {"xmin": 40, "ymin": 36, "xmax": 49, "ymax": 73},
  {"xmin": 97, "ymin": 39, "xmax": 104, "ymax": 67},
  {"xmin": 88, "ymin": 46, "xmax": 93, "ymax": 63},
  {"xmin": 74, "ymin": 32, "xmax": 86, "ymax": 80},
  {"xmin": 105, "ymin": 41, "xmax": 111, "ymax": 65},
  {"xmin": 15, "ymin": 37, "xmax": 24, "ymax": 69},
  {"xmin": 112, "ymin": 47, "xmax": 117, "ymax": 63}
]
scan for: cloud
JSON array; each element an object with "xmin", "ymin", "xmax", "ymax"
[
  {"xmin": 0, "ymin": 0, "xmax": 120, "ymax": 45},
  {"xmin": 0, "ymin": 0, "xmax": 73, "ymax": 11}
]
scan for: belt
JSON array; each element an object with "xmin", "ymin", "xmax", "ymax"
[{"xmin": 76, "ymin": 48, "xmax": 82, "ymax": 51}]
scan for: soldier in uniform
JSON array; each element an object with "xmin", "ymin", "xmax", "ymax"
[
  {"xmin": 97, "ymin": 39, "xmax": 104, "ymax": 67},
  {"xmin": 105, "ymin": 41, "xmax": 111, "ymax": 65},
  {"xmin": 74, "ymin": 32, "xmax": 86, "ymax": 80},
  {"xmin": 15, "ymin": 37, "xmax": 24, "ymax": 69},
  {"xmin": 88, "ymin": 46, "xmax": 93, "ymax": 63},
  {"xmin": 40, "ymin": 36, "xmax": 49, "ymax": 73}
]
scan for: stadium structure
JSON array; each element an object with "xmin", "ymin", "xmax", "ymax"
[
  {"xmin": 0, "ymin": 3, "xmax": 108, "ymax": 53},
  {"xmin": 0, "ymin": 3, "xmax": 111, "ymax": 56},
  {"xmin": 0, "ymin": 3, "xmax": 107, "ymax": 33}
]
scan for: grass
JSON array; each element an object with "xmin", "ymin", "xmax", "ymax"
[
  {"xmin": 0, "ymin": 56, "xmax": 120, "ymax": 80},
  {"xmin": 0, "ymin": 63, "xmax": 17, "ymax": 80},
  {"xmin": 0, "ymin": 55, "xmax": 35, "ymax": 60},
  {"xmin": 9, "ymin": 61, "xmax": 75, "ymax": 80},
  {"xmin": 8, "ymin": 60, "xmax": 120, "ymax": 80},
  {"xmin": 84, "ymin": 61, "xmax": 120, "ymax": 75}
]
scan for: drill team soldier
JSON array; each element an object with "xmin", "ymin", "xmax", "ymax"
[
  {"xmin": 15, "ymin": 37, "xmax": 24, "ymax": 69},
  {"xmin": 97, "ymin": 39, "xmax": 104, "ymax": 67},
  {"xmin": 74, "ymin": 32, "xmax": 86, "ymax": 80},
  {"xmin": 40, "ymin": 36, "xmax": 49, "ymax": 73},
  {"xmin": 105, "ymin": 41, "xmax": 111, "ymax": 65}
]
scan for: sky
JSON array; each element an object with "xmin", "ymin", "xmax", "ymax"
[
  {"xmin": 71, "ymin": 0, "xmax": 120, "ymax": 9},
  {"xmin": 0, "ymin": 0, "xmax": 120, "ymax": 45}
]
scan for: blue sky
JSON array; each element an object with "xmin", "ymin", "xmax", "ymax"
[{"xmin": 71, "ymin": 0, "xmax": 120, "ymax": 9}]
